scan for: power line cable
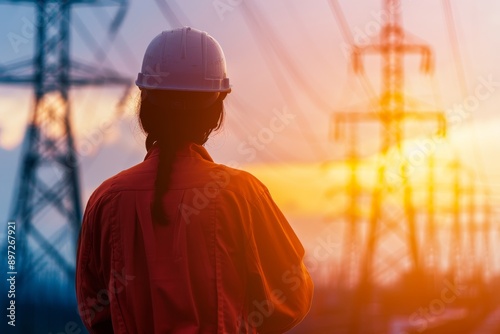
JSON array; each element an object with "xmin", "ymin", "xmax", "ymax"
[
  {"xmin": 154, "ymin": 0, "xmax": 190, "ymax": 28},
  {"xmin": 441, "ymin": 0, "xmax": 491, "ymax": 201},
  {"xmin": 239, "ymin": 1, "xmax": 330, "ymax": 160},
  {"xmin": 326, "ymin": 0, "xmax": 378, "ymax": 104}
]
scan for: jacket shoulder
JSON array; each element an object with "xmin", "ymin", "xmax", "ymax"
[
  {"xmin": 84, "ymin": 159, "xmax": 155, "ymax": 211},
  {"xmin": 211, "ymin": 163, "xmax": 269, "ymax": 199}
]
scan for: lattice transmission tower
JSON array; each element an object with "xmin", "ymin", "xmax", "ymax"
[
  {"xmin": 331, "ymin": 0, "xmax": 446, "ymax": 332},
  {"xmin": 328, "ymin": 0, "xmax": 496, "ymax": 333},
  {"xmin": 0, "ymin": 0, "xmax": 130, "ymax": 332}
]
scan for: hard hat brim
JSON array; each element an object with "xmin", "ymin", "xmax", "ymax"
[{"xmin": 136, "ymin": 73, "xmax": 231, "ymax": 93}]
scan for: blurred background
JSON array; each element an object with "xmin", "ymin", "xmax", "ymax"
[{"xmin": 1, "ymin": 0, "xmax": 500, "ymax": 333}]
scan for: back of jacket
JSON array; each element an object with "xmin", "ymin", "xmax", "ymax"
[{"xmin": 76, "ymin": 143, "xmax": 313, "ymax": 334}]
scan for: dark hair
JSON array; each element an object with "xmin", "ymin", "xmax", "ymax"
[{"xmin": 138, "ymin": 89, "xmax": 226, "ymax": 224}]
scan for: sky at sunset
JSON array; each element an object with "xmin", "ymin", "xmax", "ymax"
[{"xmin": 1, "ymin": 0, "xmax": 500, "ymax": 262}]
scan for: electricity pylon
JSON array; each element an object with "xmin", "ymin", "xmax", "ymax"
[
  {"xmin": 331, "ymin": 0, "xmax": 446, "ymax": 332},
  {"xmin": 0, "ymin": 0, "xmax": 130, "ymax": 332},
  {"xmin": 330, "ymin": 0, "xmax": 497, "ymax": 330}
]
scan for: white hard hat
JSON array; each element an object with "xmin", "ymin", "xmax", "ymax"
[{"xmin": 136, "ymin": 27, "xmax": 231, "ymax": 93}]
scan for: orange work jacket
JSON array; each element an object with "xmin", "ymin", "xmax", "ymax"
[{"xmin": 76, "ymin": 143, "xmax": 313, "ymax": 334}]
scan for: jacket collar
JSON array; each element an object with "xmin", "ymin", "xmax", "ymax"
[{"xmin": 144, "ymin": 142, "xmax": 214, "ymax": 162}]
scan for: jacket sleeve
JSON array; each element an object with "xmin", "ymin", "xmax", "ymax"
[
  {"xmin": 75, "ymin": 192, "xmax": 114, "ymax": 334},
  {"xmin": 244, "ymin": 187, "xmax": 314, "ymax": 333}
]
